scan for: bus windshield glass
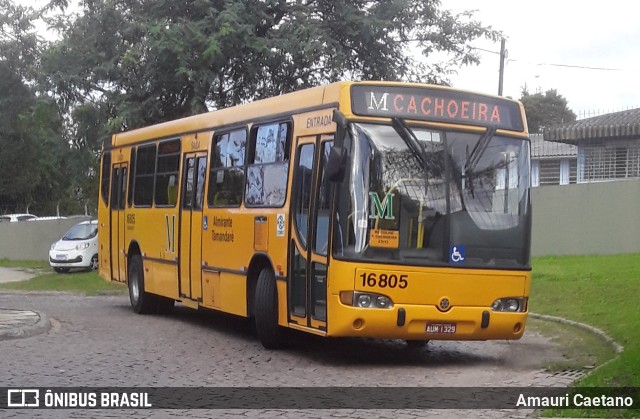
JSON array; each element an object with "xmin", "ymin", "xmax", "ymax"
[{"xmin": 333, "ymin": 122, "xmax": 531, "ymax": 269}]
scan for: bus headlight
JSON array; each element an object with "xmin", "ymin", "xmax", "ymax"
[
  {"xmin": 491, "ymin": 297, "xmax": 527, "ymax": 312},
  {"xmin": 340, "ymin": 291, "xmax": 394, "ymax": 309},
  {"xmin": 357, "ymin": 294, "xmax": 372, "ymax": 307}
]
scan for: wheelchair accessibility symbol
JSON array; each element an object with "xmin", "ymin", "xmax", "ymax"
[{"xmin": 449, "ymin": 245, "xmax": 466, "ymax": 264}]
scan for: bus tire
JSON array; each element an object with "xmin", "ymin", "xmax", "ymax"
[
  {"xmin": 405, "ymin": 339, "xmax": 429, "ymax": 348},
  {"xmin": 128, "ymin": 254, "xmax": 156, "ymax": 314},
  {"xmin": 254, "ymin": 268, "xmax": 283, "ymax": 349}
]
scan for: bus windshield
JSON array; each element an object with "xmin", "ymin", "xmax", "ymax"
[{"xmin": 333, "ymin": 122, "xmax": 531, "ymax": 269}]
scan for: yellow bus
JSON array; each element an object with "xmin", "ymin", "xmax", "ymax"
[{"xmin": 98, "ymin": 81, "xmax": 532, "ymax": 348}]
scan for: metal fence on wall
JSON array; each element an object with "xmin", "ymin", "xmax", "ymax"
[
  {"xmin": 576, "ymin": 106, "xmax": 639, "ymax": 120},
  {"xmin": 579, "ymin": 140, "xmax": 640, "ymax": 182}
]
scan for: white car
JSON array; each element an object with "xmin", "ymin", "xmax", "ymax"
[
  {"xmin": 49, "ymin": 220, "xmax": 99, "ymax": 273},
  {"xmin": 0, "ymin": 213, "xmax": 37, "ymax": 222}
]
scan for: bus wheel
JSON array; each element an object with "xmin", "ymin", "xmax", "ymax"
[
  {"xmin": 254, "ymin": 268, "xmax": 283, "ymax": 349},
  {"xmin": 405, "ymin": 340, "xmax": 429, "ymax": 348},
  {"xmin": 128, "ymin": 254, "xmax": 156, "ymax": 314}
]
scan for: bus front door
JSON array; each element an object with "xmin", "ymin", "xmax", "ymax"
[
  {"xmin": 179, "ymin": 153, "xmax": 207, "ymax": 302},
  {"xmin": 109, "ymin": 163, "xmax": 128, "ymax": 282},
  {"xmin": 289, "ymin": 136, "xmax": 333, "ymax": 332}
]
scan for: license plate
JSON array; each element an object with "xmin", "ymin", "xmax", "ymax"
[
  {"xmin": 426, "ymin": 323, "xmax": 456, "ymax": 334},
  {"xmin": 55, "ymin": 254, "xmax": 67, "ymax": 261}
]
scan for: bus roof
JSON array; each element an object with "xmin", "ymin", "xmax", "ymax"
[{"xmin": 110, "ymin": 81, "xmax": 526, "ymax": 147}]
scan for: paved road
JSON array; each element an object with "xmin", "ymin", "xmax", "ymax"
[{"xmin": 0, "ymin": 290, "xmax": 579, "ymax": 418}]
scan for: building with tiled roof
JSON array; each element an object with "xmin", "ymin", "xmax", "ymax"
[
  {"xmin": 543, "ymin": 108, "xmax": 640, "ymax": 182},
  {"xmin": 530, "ymin": 134, "xmax": 577, "ymax": 186}
]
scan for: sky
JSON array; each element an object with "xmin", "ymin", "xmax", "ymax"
[{"xmin": 440, "ymin": 0, "xmax": 640, "ymax": 116}]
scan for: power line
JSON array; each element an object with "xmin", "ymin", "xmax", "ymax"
[
  {"xmin": 471, "ymin": 46, "xmax": 501, "ymax": 55},
  {"xmin": 469, "ymin": 46, "xmax": 623, "ymax": 71},
  {"xmin": 513, "ymin": 60, "xmax": 622, "ymax": 72}
]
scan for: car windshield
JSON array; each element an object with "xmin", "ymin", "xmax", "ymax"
[
  {"xmin": 63, "ymin": 223, "xmax": 97, "ymax": 241},
  {"xmin": 332, "ymin": 122, "xmax": 531, "ymax": 269}
]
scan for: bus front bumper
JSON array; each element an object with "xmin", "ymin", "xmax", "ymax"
[{"xmin": 327, "ymin": 296, "xmax": 528, "ymax": 340}]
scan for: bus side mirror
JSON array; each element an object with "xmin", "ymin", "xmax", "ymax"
[
  {"xmin": 326, "ymin": 146, "xmax": 347, "ymax": 182},
  {"xmin": 333, "ymin": 109, "xmax": 348, "ymax": 147}
]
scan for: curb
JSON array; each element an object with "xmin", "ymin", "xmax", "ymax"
[
  {"xmin": 529, "ymin": 312, "xmax": 624, "ymax": 354},
  {"xmin": 0, "ymin": 309, "xmax": 51, "ymax": 341}
]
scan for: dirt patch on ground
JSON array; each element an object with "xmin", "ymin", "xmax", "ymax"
[{"xmin": 0, "ymin": 267, "xmax": 38, "ymax": 284}]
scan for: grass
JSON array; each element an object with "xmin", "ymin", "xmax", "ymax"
[
  {"xmin": 531, "ymin": 253, "xmax": 640, "ymax": 417},
  {"xmin": 0, "ymin": 259, "xmax": 49, "ymax": 269},
  {"xmin": 0, "ymin": 266, "xmax": 126, "ymax": 295}
]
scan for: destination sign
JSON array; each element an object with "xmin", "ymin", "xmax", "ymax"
[{"xmin": 351, "ymin": 85, "xmax": 524, "ymax": 131}]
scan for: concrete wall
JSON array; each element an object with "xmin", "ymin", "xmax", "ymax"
[
  {"xmin": 531, "ymin": 178, "xmax": 640, "ymax": 256},
  {"xmin": 0, "ymin": 216, "xmax": 93, "ymax": 261},
  {"xmin": 2, "ymin": 180, "xmax": 639, "ymax": 260}
]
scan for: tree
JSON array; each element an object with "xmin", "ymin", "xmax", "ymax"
[
  {"xmin": 40, "ymin": 0, "xmax": 502, "ymax": 132},
  {"xmin": 3, "ymin": 0, "xmax": 502, "ymax": 215},
  {"xmin": 0, "ymin": 61, "xmax": 70, "ymax": 215},
  {"xmin": 0, "ymin": 1, "xmax": 76, "ymax": 215},
  {"xmin": 519, "ymin": 87, "xmax": 576, "ymax": 133},
  {"xmin": 0, "ymin": 0, "xmax": 42, "ymax": 79}
]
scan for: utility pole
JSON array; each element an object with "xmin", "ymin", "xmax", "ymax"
[{"xmin": 498, "ymin": 38, "xmax": 506, "ymax": 96}]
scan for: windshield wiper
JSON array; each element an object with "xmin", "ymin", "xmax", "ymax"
[
  {"xmin": 391, "ymin": 117, "xmax": 430, "ymax": 169},
  {"xmin": 464, "ymin": 127, "xmax": 496, "ymax": 175},
  {"xmin": 462, "ymin": 127, "xmax": 496, "ymax": 199}
]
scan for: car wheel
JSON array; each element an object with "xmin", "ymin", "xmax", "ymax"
[
  {"xmin": 54, "ymin": 267, "xmax": 70, "ymax": 274},
  {"xmin": 89, "ymin": 254, "xmax": 99, "ymax": 271}
]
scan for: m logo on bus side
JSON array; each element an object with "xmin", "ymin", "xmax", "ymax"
[{"xmin": 369, "ymin": 192, "xmax": 395, "ymax": 220}]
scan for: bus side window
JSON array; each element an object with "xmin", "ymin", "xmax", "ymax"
[
  {"xmin": 246, "ymin": 121, "xmax": 290, "ymax": 207},
  {"xmin": 133, "ymin": 144, "xmax": 157, "ymax": 207},
  {"xmin": 155, "ymin": 139, "xmax": 181, "ymax": 207},
  {"xmin": 128, "ymin": 147, "xmax": 136, "ymax": 207},
  {"xmin": 208, "ymin": 129, "xmax": 246, "ymax": 207}
]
